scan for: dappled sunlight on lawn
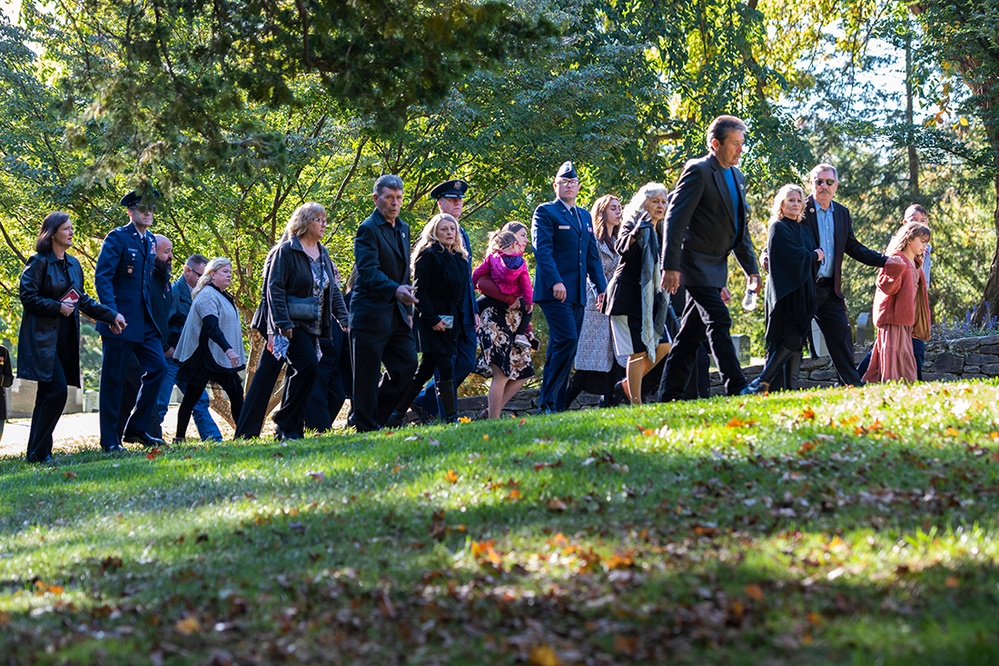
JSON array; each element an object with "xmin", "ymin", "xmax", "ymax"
[{"xmin": 3, "ymin": 380, "xmax": 999, "ymax": 663}]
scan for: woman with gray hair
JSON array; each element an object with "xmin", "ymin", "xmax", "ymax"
[
  {"xmin": 600, "ymin": 183, "xmax": 671, "ymax": 405},
  {"xmin": 174, "ymin": 257, "xmax": 246, "ymax": 441},
  {"xmin": 266, "ymin": 202, "xmax": 349, "ymax": 440}
]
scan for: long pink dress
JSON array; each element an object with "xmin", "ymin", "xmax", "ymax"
[{"xmin": 863, "ymin": 254, "xmax": 920, "ymax": 383}]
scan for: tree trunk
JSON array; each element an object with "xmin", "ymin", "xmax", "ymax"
[
  {"xmin": 976, "ymin": 174, "xmax": 999, "ymax": 325},
  {"xmin": 905, "ymin": 34, "xmax": 920, "ymax": 197}
]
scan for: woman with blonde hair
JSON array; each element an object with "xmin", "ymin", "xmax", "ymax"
[
  {"xmin": 266, "ymin": 202, "xmax": 349, "ymax": 439},
  {"xmin": 743, "ymin": 184, "xmax": 823, "ymax": 394},
  {"xmin": 174, "ymin": 258, "xmax": 246, "ymax": 441},
  {"xmin": 385, "ymin": 213, "xmax": 470, "ymax": 425},
  {"xmin": 601, "ymin": 183, "xmax": 671, "ymax": 405}
]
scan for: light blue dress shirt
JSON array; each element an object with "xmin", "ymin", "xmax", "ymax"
[{"xmin": 816, "ymin": 201, "xmax": 835, "ymax": 279}]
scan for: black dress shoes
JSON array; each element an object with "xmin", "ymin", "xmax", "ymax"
[
  {"xmin": 123, "ymin": 431, "xmax": 166, "ymax": 447},
  {"xmin": 104, "ymin": 444, "xmax": 128, "ymax": 453},
  {"xmin": 27, "ymin": 455, "xmax": 56, "ymax": 464},
  {"xmin": 274, "ymin": 428, "xmax": 302, "ymax": 442}
]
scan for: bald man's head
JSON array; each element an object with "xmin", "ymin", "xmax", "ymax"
[{"xmin": 154, "ymin": 234, "xmax": 173, "ymax": 264}]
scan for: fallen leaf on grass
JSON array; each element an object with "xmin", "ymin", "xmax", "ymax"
[
  {"xmin": 505, "ymin": 489, "xmax": 522, "ymax": 501},
  {"xmin": 34, "ymin": 581, "xmax": 63, "ymax": 595},
  {"xmin": 0, "ymin": 610, "xmax": 11, "ymax": 625},
  {"xmin": 533, "ymin": 460, "xmax": 562, "ymax": 471},
  {"xmin": 458, "ymin": 416, "xmax": 472, "ymax": 423},
  {"xmin": 727, "ymin": 417, "xmax": 758, "ymax": 428},
  {"xmin": 528, "ymin": 645, "xmax": 560, "ymax": 666},
  {"xmin": 444, "ymin": 469, "xmax": 459, "ymax": 484},
  {"xmin": 470, "ymin": 539, "xmax": 503, "ymax": 567},
  {"xmin": 798, "ymin": 441, "xmax": 818, "ymax": 455},
  {"xmin": 745, "ymin": 584, "xmax": 765, "ymax": 601},
  {"xmin": 800, "ymin": 408, "xmax": 816, "ymax": 420},
  {"xmin": 175, "ymin": 615, "xmax": 201, "ymax": 635},
  {"xmin": 64, "ymin": 471, "xmax": 77, "ymax": 479},
  {"xmin": 613, "ymin": 634, "xmax": 638, "ymax": 655},
  {"xmin": 945, "ymin": 576, "xmax": 960, "ymax": 588},
  {"xmin": 307, "ymin": 471, "xmax": 326, "ymax": 482},
  {"xmin": 547, "ymin": 498, "xmax": 568, "ymax": 512},
  {"xmin": 604, "ymin": 550, "xmax": 634, "ymax": 570}
]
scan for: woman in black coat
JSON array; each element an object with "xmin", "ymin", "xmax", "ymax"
[
  {"xmin": 601, "ymin": 183, "xmax": 671, "ymax": 405},
  {"xmin": 18, "ymin": 212, "xmax": 125, "ymax": 463},
  {"xmin": 742, "ymin": 185, "xmax": 824, "ymax": 394},
  {"xmin": 266, "ymin": 202, "xmax": 349, "ymax": 440},
  {"xmin": 385, "ymin": 214, "xmax": 469, "ymax": 425}
]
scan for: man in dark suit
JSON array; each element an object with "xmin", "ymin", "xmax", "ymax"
[
  {"xmin": 805, "ymin": 163, "xmax": 887, "ymax": 386},
  {"xmin": 95, "ymin": 190, "xmax": 168, "ymax": 451},
  {"xmin": 410, "ymin": 179, "xmax": 478, "ymax": 421},
  {"xmin": 349, "ymin": 174, "xmax": 419, "ymax": 432},
  {"xmin": 532, "ymin": 161, "xmax": 607, "ymax": 413},
  {"xmin": 659, "ymin": 115, "xmax": 761, "ymax": 399}
]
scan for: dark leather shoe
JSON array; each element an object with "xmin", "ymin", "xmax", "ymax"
[
  {"xmin": 104, "ymin": 444, "xmax": 128, "ymax": 453},
  {"xmin": 274, "ymin": 428, "xmax": 302, "ymax": 442},
  {"xmin": 123, "ymin": 431, "xmax": 166, "ymax": 447},
  {"xmin": 27, "ymin": 455, "xmax": 56, "ymax": 464}
]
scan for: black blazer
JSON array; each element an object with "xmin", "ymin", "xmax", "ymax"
[
  {"xmin": 803, "ymin": 195, "xmax": 886, "ymax": 298},
  {"xmin": 349, "ymin": 208, "xmax": 412, "ymax": 330},
  {"xmin": 18, "ymin": 250, "xmax": 116, "ymax": 386},
  {"xmin": 663, "ymin": 154, "xmax": 758, "ymax": 288},
  {"xmin": 0, "ymin": 346, "xmax": 13, "ymax": 421}
]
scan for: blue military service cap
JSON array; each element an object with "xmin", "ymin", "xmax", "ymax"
[
  {"xmin": 429, "ymin": 179, "xmax": 468, "ymax": 200},
  {"xmin": 119, "ymin": 188, "xmax": 162, "ymax": 208},
  {"xmin": 555, "ymin": 161, "xmax": 577, "ymax": 180}
]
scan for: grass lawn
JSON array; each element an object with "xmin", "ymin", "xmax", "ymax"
[{"xmin": 3, "ymin": 380, "xmax": 999, "ymax": 665}]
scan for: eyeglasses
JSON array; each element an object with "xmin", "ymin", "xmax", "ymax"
[
  {"xmin": 189, "ymin": 268, "xmax": 202, "ymax": 277},
  {"xmin": 557, "ymin": 179, "xmax": 580, "ymax": 187},
  {"xmin": 812, "ymin": 178, "xmax": 837, "ymax": 186},
  {"xmin": 310, "ymin": 216, "xmax": 328, "ymax": 224}
]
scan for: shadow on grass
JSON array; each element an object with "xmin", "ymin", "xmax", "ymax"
[{"xmin": 3, "ymin": 383, "xmax": 999, "ymax": 663}]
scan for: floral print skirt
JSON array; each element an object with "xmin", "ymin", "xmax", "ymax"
[{"xmin": 476, "ymin": 303, "xmax": 534, "ymax": 381}]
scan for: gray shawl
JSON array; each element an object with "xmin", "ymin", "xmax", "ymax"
[{"xmin": 175, "ymin": 285, "xmax": 246, "ymax": 368}]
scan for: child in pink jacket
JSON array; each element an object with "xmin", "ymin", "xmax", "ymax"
[
  {"xmin": 472, "ymin": 230, "xmax": 534, "ymax": 348},
  {"xmin": 863, "ymin": 221, "xmax": 931, "ymax": 383}
]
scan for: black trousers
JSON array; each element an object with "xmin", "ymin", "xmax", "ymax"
[
  {"xmin": 305, "ymin": 337, "xmax": 347, "ymax": 432},
  {"xmin": 813, "ymin": 282, "xmax": 863, "ymax": 386},
  {"xmin": 26, "ymin": 354, "xmax": 70, "ymax": 462},
  {"xmin": 272, "ymin": 331, "xmax": 320, "ymax": 436},
  {"xmin": 176, "ymin": 372, "xmax": 243, "ymax": 440},
  {"xmin": 659, "ymin": 285, "xmax": 746, "ymax": 399},
  {"xmin": 350, "ymin": 319, "xmax": 417, "ymax": 432},
  {"xmin": 234, "ymin": 342, "xmax": 285, "ymax": 439},
  {"xmin": 99, "ymin": 331, "xmax": 166, "ymax": 450}
]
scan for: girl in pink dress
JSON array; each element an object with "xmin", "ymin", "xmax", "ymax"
[
  {"xmin": 863, "ymin": 221, "xmax": 931, "ymax": 383},
  {"xmin": 473, "ymin": 230, "xmax": 534, "ymax": 349}
]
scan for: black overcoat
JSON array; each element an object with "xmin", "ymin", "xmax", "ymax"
[
  {"xmin": 18, "ymin": 250, "xmax": 116, "ymax": 386},
  {"xmin": 412, "ymin": 243, "xmax": 469, "ymax": 356}
]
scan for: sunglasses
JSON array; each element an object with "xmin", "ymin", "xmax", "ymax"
[{"xmin": 812, "ymin": 178, "xmax": 837, "ymax": 187}]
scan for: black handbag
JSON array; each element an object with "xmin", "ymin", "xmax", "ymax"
[{"xmin": 286, "ymin": 295, "xmax": 319, "ymax": 322}]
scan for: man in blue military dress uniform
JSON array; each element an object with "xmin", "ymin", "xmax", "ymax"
[
  {"xmin": 532, "ymin": 161, "xmax": 607, "ymax": 413},
  {"xmin": 94, "ymin": 190, "xmax": 168, "ymax": 451}
]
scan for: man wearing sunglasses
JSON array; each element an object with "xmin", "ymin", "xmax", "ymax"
[{"xmin": 804, "ymin": 164, "xmax": 887, "ymax": 387}]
